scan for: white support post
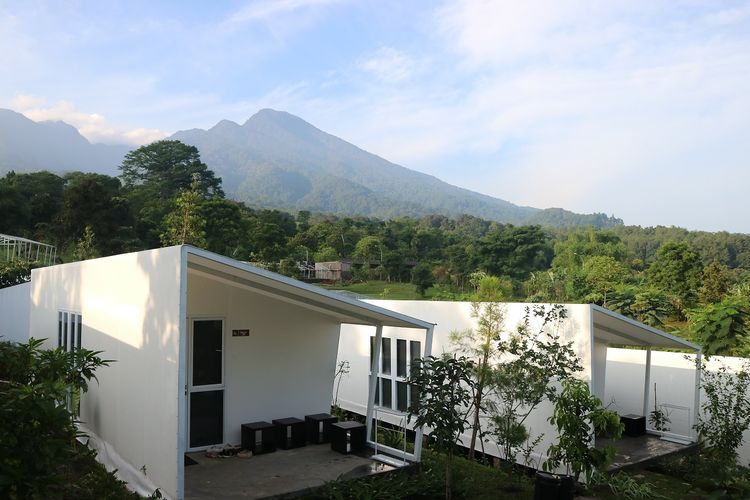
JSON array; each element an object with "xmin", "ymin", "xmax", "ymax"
[
  {"xmin": 366, "ymin": 324, "xmax": 383, "ymax": 445},
  {"xmin": 413, "ymin": 324, "xmax": 434, "ymax": 462},
  {"xmin": 693, "ymin": 351, "xmax": 702, "ymax": 442},
  {"xmin": 642, "ymin": 346, "xmax": 652, "ymax": 418}
]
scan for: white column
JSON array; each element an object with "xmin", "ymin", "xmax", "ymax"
[
  {"xmin": 366, "ymin": 324, "xmax": 383, "ymax": 444},
  {"xmin": 413, "ymin": 324, "xmax": 434, "ymax": 462},
  {"xmin": 693, "ymin": 351, "xmax": 703, "ymax": 442},
  {"xmin": 642, "ymin": 346, "xmax": 652, "ymax": 418}
]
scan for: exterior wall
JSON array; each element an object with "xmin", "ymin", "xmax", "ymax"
[
  {"xmin": 605, "ymin": 348, "xmax": 750, "ymax": 465},
  {"xmin": 29, "ymin": 247, "xmax": 183, "ymax": 499},
  {"xmin": 336, "ymin": 300, "xmax": 593, "ymax": 466},
  {"xmin": 592, "ymin": 339, "xmax": 608, "ymax": 401},
  {"xmin": 186, "ymin": 272, "xmax": 342, "ymax": 446},
  {"xmin": 0, "ymin": 282, "xmax": 31, "ymax": 343}
]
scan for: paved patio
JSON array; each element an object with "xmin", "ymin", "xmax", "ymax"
[
  {"xmin": 184, "ymin": 444, "xmax": 398, "ymax": 499},
  {"xmin": 597, "ymin": 434, "xmax": 698, "ymax": 471}
]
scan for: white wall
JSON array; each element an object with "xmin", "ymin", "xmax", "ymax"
[
  {"xmin": 605, "ymin": 348, "xmax": 750, "ymax": 465},
  {"xmin": 0, "ymin": 282, "xmax": 31, "ymax": 343},
  {"xmin": 336, "ymin": 300, "xmax": 593, "ymax": 467},
  {"xmin": 30, "ymin": 247, "xmax": 183, "ymax": 499},
  {"xmin": 187, "ymin": 271, "xmax": 342, "ymax": 447}
]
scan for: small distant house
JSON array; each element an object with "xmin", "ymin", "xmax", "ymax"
[{"xmin": 314, "ymin": 260, "xmax": 352, "ymax": 281}]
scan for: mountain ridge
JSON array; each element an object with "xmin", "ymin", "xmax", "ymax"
[{"xmin": 0, "ymin": 107, "xmax": 622, "ymax": 228}]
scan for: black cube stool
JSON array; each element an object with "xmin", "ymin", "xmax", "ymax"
[
  {"xmin": 305, "ymin": 413, "xmax": 338, "ymax": 444},
  {"xmin": 273, "ymin": 417, "xmax": 306, "ymax": 449},
  {"xmin": 241, "ymin": 421, "xmax": 276, "ymax": 454},
  {"xmin": 621, "ymin": 414, "xmax": 646, "ymax": 437},
  {"xmin": 330, "ymin": 421, "xmax": 366, "ymax": 454}
]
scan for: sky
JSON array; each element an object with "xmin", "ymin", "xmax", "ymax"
[{"xmin": 1, "ymin": 0, "xmax": 749, "ymax": 234}]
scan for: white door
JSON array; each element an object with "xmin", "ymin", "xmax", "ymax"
[{"xmin": 188, "ymin": 318, "xmax": 225, "ymax": 450}]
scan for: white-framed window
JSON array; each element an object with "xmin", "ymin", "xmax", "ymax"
[
  {"xmin": 370, "ymin": 336, "xmax": 422, "ymax": 412},
  {"xmin": 58, "ymin": 310, "xmax": 82, "ymax": 353}
]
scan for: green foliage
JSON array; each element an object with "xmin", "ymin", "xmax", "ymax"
[
  {"xmin": 647, "ymin": 242, "xmax": 703, "ymax": 313},
  {"xmin": 410, "ymin": 262, "xmax": 434, "ymax": 297},
  {"xmin": 699, "ymin": 261, "xmax": 734, "ymax": 304},
  {"xmin": 450, "ymin": 285, "xmax": 506, "ymax": 458},
  {"xmin": 0, "ymin": 338, "xmax": 115, "ymax": 499},
  {"xmin": 72, "ymin": 226, "xmax": 100, "ymax": 261},
  {"xmin": 0, "ymin": 259, "xmax": 37, "ymax": 289},
  {"xmin": 582, "ymin": 255, "xmax": 630, "ymax": 306},
  {"xmin": 160, "ymin": 178, "xmax": 208, "ymax": 247},
  {"xmin": 545, "ymin": 378, "xmax": 624, "ymax": 483},
  {"xmin": 408, "ymin": 355, "xmax": 475, "ymax": 499},
  {"xmin": 589, "ymin": 471, "xmax": 665, "ymax": 500},
  {"xmin": 120, "ymin": 139, "xmax": 223, "ymax": 198},
  {"xmin": 491, "ymin": 305, "xmax": 583, "ymax": 462},
  {"xmin": 475, "ymin": 225, "xmax": 553, "ymax": 280},
  {"xmin": 688, "ymin": 296, "xmax": 750, "ymax": 356},
  {"xmin": 552, "ymin": 229, "xmax": 628, "ymax": 270},
  {"xmin": 694, "ymin": 360, "xmax": 750, "ymax": 466}
]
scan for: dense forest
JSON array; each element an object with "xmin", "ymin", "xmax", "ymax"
[{"xmin": 2, "ymin": 140, "xmax": 749, "ymax": 356}]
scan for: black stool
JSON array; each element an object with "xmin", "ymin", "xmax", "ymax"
[
  {"xmin": 330, "ymin": 421, "xmax": 366, "ymax": 454},
  {"xmin": 241, "ymin": 421, "xmax": 276, "ymax": 454},
  {"xmin": 305, "ymin": 413, "xmax": 338, "ymax": 444},
  {"xmin": 273, "ymin": 417, "xmax": 306, "ymax": 449}
]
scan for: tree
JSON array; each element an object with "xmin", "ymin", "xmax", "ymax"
[
  {"xmin": 450, "ymin": 276, "xmax": 506, "ymax": 459},
  {"xmin": 56, "ymin": 173, "xmax": 135, "ymax": 254},
  {"xmin": 120, "ymin": 140, "xmax": 223, "ymax": 198},
  {"xmin": 552, "ymin": 229, "xmax": 627, "ymax": 270},
  {"xmin": 694, "ymin": 360, "xmax": 750, "ymax": 467},
  {"xmin": 411, "ymin": 263, "xmax": 435, "ymax": 297},
  {"xmin": 545, "ymin": 378, "xmax": 623, "ymax": 484},
  {"xmin": 475, "ymin": 225, "xmax": 552, "ymax": 281},
  {"xmin": 408, "ymin": 355, "xmax": 475, "ymax": 500},
  {"xmin": 689, "ymin": 296, "xmax": 750, "ymax": 356},
  {"xmin": 0, "ymin": 338, "xmax": 111, "ymax": 498},
  {"xmin": 160, "ymin": 178, "xmax": 207, "ymax": 248},
  {"xmin": 582, "ymin": 255, "xmax": 629, "ymax": 306},
  {"xmin": 0, "ymin": 260, "xmax": 36, "ymax": 289},
  {"xmin": 490, "ymin": 305, "xmax": 583, "ymax": 464},
  {"xmin": 699, "ymin": 261, "xmax": 733, "ymax": 305},
  {"xmin": 72, "ymin": 226, "xmax": 100, "ymax": 261},
  {"xmin": 647, "ymin": 242, "xmax": 703, "ymax": 313}
]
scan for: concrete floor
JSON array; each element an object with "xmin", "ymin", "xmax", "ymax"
[
  {"xmin": 184, "ymin": 444, "xmax": 396, "ymax": 499},
  {"xmin": 597, "ymin": 434, "xmax": 697, "ymax": 471}
]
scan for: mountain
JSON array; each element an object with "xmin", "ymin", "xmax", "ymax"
[
  {"xmin": 0, "ymin": 109, "xmax": 129, "ymax": 176},
  {"xmin": 0, "ymin": 107, "xmax": 621, "ymax": 227},
  {"xmin": 172, "ymin": 109, "xmax": 622, "ymax": 227}
]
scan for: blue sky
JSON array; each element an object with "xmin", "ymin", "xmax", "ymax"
[{"xmin": 2, "ymin": 1, "xmax": 749, "ymax": 233}]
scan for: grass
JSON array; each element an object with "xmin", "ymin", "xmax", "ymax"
[{"xmin": 305, "ymin": 449, "xmax": 534, "ymax": 499}]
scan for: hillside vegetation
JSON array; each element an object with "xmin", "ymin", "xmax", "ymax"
[{"xmin": 2, "ymin": 140, "xmax": 749, "ymax": 355}]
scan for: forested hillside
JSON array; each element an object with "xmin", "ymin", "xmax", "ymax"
[{"xmin": 2, "ymin": 140, "xmax": 749, "ymax": 356}]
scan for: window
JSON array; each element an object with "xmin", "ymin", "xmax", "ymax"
[
  {"xmin": 58, "ymin": 310, "xmax": 82, "ymax": 353},
  {"xmin": 370, "ymin": 335, "xmax": 423, "ymax": 413},
  {"xmin": 397, "ymin": 339, "xmax": 407, "ymax": 377}
]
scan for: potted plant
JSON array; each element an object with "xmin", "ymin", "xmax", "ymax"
[
  {"xmin": 541, "ymin": 378, "xmax": 624, "ymax": 499},
  {"xmin": 648, "ymin": 383, "xmax": 671, "ymax": 432}
]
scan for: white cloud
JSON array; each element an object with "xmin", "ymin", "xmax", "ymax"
[
  {"xmin": 357, "ymin": 47, "xmax": 415, "ymax": 82},
  {"xmin": 222, "ymin": 0, "xmax": 342, "ymax": 32},
  {"xmin": 7, "ymin": 96, "xmax": 167, "ymax": 145}
]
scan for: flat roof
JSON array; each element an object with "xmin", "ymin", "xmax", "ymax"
[
  {"xmin": 184, "ymin": 246, "xmax": 433, "ymax": 330},
  {"xmin": 592, "ymin": 304, "xmax": 700, "ymax": 351}
]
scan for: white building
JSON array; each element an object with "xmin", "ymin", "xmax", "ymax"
[
  {"xmin": 1, "ymin": 246, "xmax": 432, "ymax": 500},
  {"xmin": 336, "ymin": 300, "xmax": 703, "ymax": 466}
]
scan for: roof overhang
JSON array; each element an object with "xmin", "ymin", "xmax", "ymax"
[
  {"xmin": 592, "ymin": 304, "xmax": 700, "ymax": 351},
  {"xmin": 183, "ymin": 246, "xmax": 433, "ymax": 330}
]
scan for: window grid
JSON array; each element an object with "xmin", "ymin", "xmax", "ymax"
[{"xmin": 369, "ymin": 336, "xmax": 422, "ymax": 412}]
